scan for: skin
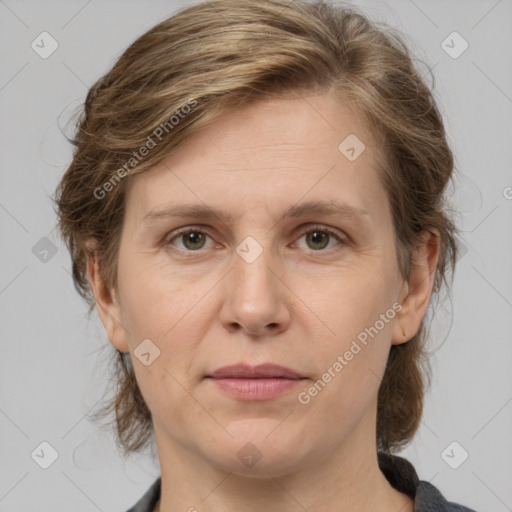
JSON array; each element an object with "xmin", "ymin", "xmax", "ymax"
[{"xmin": 87, "ymin": 92, "xmax": 439, "ymax": 512}]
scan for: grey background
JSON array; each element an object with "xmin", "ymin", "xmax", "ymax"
[{"xmin": 1, "ymin": 0, "xmax": 511, "ymax": 510}]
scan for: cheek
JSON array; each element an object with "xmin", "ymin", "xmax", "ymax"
[
  {"xmin": 124, "ymin": 284, "xmax": 207, "ymax": 433},
  {"xmin": 117, "ymin": 258, "xmax": 214, "ymax": 387},
  {"xmin": 118, "ymin": 255, "xmax": 200, "ymax": 341},
  {"xmin": 300, "ymin": 301, "xmax": 393, "ymax": 432},
  {"xmin": 296, "ymin": 264, "xmax": 397, "ymax": 402},
  {"xmin": 300, "ymin": 263, "xmax": 397, "ymax": 344}
]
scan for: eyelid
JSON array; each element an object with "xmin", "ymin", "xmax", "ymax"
[{"xmin": 295, "ymin": 223, "xmax": 346, "ymax": 238}]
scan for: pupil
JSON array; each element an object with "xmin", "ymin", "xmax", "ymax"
[
  {"xmin": 185, "ymin": 232, "xmax": 205, "ymax": 250},
  {"xmin": 308, "ymin": 231, "xmax": 328, "ymax": 250}
]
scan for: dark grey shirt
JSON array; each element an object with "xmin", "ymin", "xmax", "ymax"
[{"xmin": 126, "ymin": 453, "xmax": 478, "ymax": 512}]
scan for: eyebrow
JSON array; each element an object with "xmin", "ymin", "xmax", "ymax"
[{"xmin": 142, "ymin": 200, "xmax": 370, "ymax": 227}]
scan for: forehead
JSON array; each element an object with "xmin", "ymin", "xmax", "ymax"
[{"xmin": 124, "ymin": 92, "xmax": 386, "ymax": 223}]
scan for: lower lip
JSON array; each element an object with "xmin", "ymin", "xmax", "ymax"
[{"xmin": 207, "ymin": 378, "xmax": 303, "ymax": 401}]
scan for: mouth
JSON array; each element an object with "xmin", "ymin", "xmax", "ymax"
[{"xmin": 205, "ymin": 364, "xmax": 306, "ymax": 401}]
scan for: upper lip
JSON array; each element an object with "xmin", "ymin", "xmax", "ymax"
[{"xmin": 207, "ymin": 364, "xmax": 303, "ymax": 379}]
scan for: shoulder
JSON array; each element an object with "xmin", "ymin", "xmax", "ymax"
[
  {"xmin": 125, "ymin": 477, "xmax": 161, "ymax": 512},
  {"xmin": 416, "ymin": 480, "xmax": 479, "ymax": 511},
  {"xmin": 378, "ymin": 452, "xmax": 479, "ymax": 512}
]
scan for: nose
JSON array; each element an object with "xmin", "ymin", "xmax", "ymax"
[{"xmin": 219, "ymin": 244, "xmax": 292, "ymax": 337}]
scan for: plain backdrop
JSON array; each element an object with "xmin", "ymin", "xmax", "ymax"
[{"xmin": 1, "ymin": 0, "xmax": 511, "ymax": 511}]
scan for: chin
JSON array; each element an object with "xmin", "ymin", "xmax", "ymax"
[
  {"xmin": 211, "ymin": 448, "xmax": 307, "ymax": 479},
  {"xmin": 205, "ymin": 419, "xmax": 311, "ymax": 477}
]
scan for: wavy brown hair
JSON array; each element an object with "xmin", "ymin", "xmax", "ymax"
[{"xmin": 54, "ymin": 0, "xmax": 458, "ymax": 456}]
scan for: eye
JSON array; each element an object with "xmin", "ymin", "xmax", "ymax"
[
  {"xmin": 295, "ymin": 226, "xmax": 345, "ymax": 251},
  {"xmin": 164, "ymin": 228, "xmax": 215, "ymax": 251},
  {"xmin": 163, "ymin": 225, "xmax": 345, "ymax": 253}
]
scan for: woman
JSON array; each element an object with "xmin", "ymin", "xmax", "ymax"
[{"xmin": 54, "ymin": 0, "xmax": 478, "ymax": 510}]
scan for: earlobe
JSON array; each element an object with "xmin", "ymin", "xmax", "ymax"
[
  {"xmin": 391, "ymin": 229, "xmax": 440, "ymax": 346},
  {"xmin": 86, "ymin": 244, "xmax": 130, "ymax": 353}
]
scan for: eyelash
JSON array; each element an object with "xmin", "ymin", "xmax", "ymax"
[{"xmin": 162, "ymin": 224, "xmax": 347, "ymax": 253}]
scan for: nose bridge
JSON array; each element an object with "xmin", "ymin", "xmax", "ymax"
[
  {"xmin": 232, "ymin": 237, "xmax": 276, "ymax": 305},
  {"xmin": 220, "ymin": 235, "xmax": 291, "ymax": 335}
]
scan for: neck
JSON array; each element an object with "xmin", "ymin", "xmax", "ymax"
[{"xmin": 152, "ymin": 418, "xmax": 413, "ymax": 512}]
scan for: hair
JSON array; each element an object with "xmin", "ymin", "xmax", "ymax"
[{"xmin": 54, "ymin": 0, "xmax": 459, "ymax": 456}]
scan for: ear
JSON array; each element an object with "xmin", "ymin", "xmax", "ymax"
[
  {"xmin": 392, "ymin": 229, "xmax": 441, "ymax": 345},
  {"xmin": 86, "ymin": 241, "xmax": 130, "ymax": 353}
]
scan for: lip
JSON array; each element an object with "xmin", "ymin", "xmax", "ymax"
[
  {"xmin": 208, "ymin": 363, "xmax": 302, "ymax": 379},
  {"xmin": 206, "ymin": 364, "xmax": 305, "ymax": 401}
]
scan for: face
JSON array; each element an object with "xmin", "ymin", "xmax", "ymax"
[{"xmin": 89, "ymin": 92, "xmax": 437, "ymax": 477}]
